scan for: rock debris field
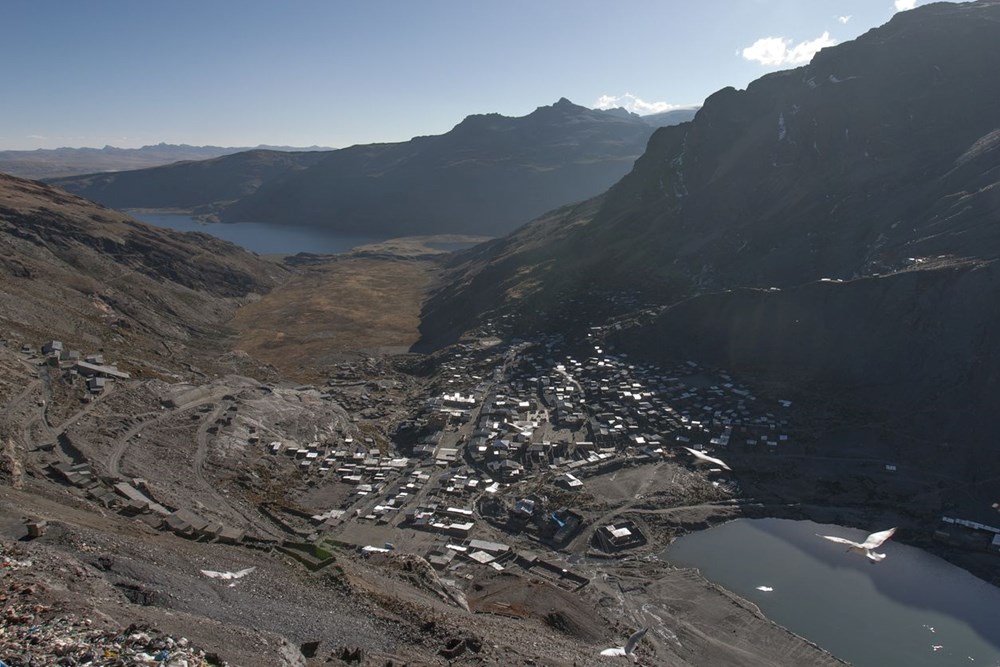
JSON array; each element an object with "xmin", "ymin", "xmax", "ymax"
[{"xmin": 2, "ymin": 544, "xmax": 225, "ymax": 667}]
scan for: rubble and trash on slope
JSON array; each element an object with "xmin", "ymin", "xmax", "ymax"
[{"xmin": 2, "ymin": 548, "xmax": 227, "ymax": 667}]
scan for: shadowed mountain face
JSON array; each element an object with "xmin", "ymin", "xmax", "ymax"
[
  {"xmin": 50, "ymin": 100, "xmax": 680, "ymax": 237},
  {"xmin": 419, "ymin": 2, "xmax": 1000, "ymax": 438},
  {"xmin": 219, "ymin": 99, "xmax": 667, "ymax": 236},
  {"xmin": 48, "ymin": 149, "xmax": 329, "ymax": 215},
  {"xmin": 613, "ymin": 261, "xmax": 1000, "ymax": 441},
  {"xmin": 0, "ymin": 173, "xmax": 287, "ymax": 360},
  {"xmin": 222, "ymin": 99, "xmax": 653, "ymax": 235}
]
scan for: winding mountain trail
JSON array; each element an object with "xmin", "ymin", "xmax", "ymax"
[
  {"xmin": 192, "ymin": 400, "xmax": 230, "ymax": 489},
  {"xmin": 106, "ymin": 387, "xmax": 230, "ymax": 478}
]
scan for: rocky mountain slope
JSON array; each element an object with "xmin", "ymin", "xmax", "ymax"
[
  {"xmin": 419, "ymin": 1, "xmax": 1000, "ymax": 440},
  {"xmin": 0, "ymin": 173, "xmax": 288, "ymax": 368},
  {"xmin": 0, "ymin": 143, "xmax": 329, "ymax": 180}
]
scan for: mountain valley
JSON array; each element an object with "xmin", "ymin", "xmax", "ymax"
[
  {"xmin": 3, "ymin": 3, "xmax": 1000, "ymax": 666},
  {"xmin": 1, "ymin": 171, "xmax": 855, "ymax": 666}
]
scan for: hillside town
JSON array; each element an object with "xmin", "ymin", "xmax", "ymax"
[
  {"xmin": 5, "ymin": 289, "xmax": 999, "ymax": 666},
  {"xmin": 14, "ymin": 319, "xmax": 797, "ymax": 582}
]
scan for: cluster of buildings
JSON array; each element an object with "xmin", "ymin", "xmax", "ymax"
[
  {"xmin": 349, "ymin": 329, "xmax": 794, "ymax": 566},
  {"xmin": 568, "ymin": 335, "xmax": 793, "ymax": 455},
  {"xmin": 270, "ymin": 436, "xmax": 408, "ymax": 480},
  {"xmin": 593, "ymin": 519, "xmax": 647, "ymax": 552},
  {"xmin": 407, "ymin": 332, "xmax": 791, "ymax": 494},
  {"xmin": 421, "ymin": 537, "xmax": 589, "ymax": 591},
  {"xmin": 50, "ymin": 462, "xmax": 249, "ymax": 545},
  {"xmin": 38, "ymin": 340, "xmax": 129, "ymax": 395},
  {"xmin": 934, "ymin": 515, "xmax": 1000, "ymax": 555}
]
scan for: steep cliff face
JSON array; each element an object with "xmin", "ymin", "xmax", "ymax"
[{"xmin": 594, "ymin": 1, "xmax": 1000, "ymax": 288}]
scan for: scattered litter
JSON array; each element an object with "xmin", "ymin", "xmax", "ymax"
[
  {"xmin": 0, "ymin": 603, "xmax": 224, "ymax": 666},
  {"xmin": 1, "ymin": 555, "xmax": 34, "ymax": 570},
  {"xmin": 1, "ymin": 544, "xmax": 226, "ymax": 666}
]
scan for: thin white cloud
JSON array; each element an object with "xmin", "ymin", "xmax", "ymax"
[
  {"xmin": 26, "ymin": 134, "xmax": 47, "ymax": 140},
  {"xmin": 837, "ymin": 15, "xmax": 852, "ymax": 24},
  {"xmin": 741, "ymin": 31, "xmax": 837, "ymax": 67},
  {"xmin": 593, "ymin": 93, "xmax": 686, "ymax": 115},
  {"xmin": 895, "ymin": 0, "xmax": 917, "ymax": 10}
]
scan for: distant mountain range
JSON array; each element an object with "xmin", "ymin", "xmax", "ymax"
[
  {"xmin": 419, "ymin": 1, "xmax": 1000, "ymax": 451},
  {"xmin": 49, "ymin": 101, "xmax": 698, "ymax": 237},
  {"xmin": 0, "ymin": 143, "xmax": 331, "ymax": 180}
]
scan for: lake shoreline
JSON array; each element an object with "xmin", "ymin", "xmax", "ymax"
[
  {"xmin": 661, "ymin": 516, "xmax": 1000, "ymax": 666},
  {"xmin": 643, "ymin": 499, "xmax": 1000, "ymax": 590},
  {"xmin": 127, "ymin": 209, "xmax": 492, "ymax": 258}
]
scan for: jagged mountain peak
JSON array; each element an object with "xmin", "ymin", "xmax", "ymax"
[
  {"xmin": 449, "ymin": 98, "xmax": 611, "ymax": 133},
  {"xmin": 531, "ymin": 97, "xmax": 584, "ymax": 113},
  {"xmin": 526, "ymin": 97, "xmax": 633, "ymax": 122}
]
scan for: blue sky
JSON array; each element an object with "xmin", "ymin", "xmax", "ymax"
[{"xmin": 1, "ymin": 0, "xmax": 949, "ymax": 150}]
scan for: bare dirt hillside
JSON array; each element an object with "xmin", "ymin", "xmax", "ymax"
[{"xmin": 0, "ymin": 173, "xmax": 289, "ymax": 374}]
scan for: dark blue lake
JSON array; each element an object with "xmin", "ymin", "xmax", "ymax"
[
  {"xmin": 130, "ymin": 212, "xmax": 386, "ymax": 255},
  {"xmin": 664, "ymin": 518, "xmax": 1000, "ymax": 667}
]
